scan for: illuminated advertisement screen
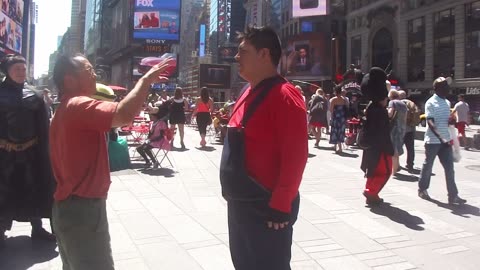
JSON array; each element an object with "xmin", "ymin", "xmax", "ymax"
[
  {"xmin": 0, "ymin": 0, "xmax": 24, "ymax": 54},
  {"xmin": 133, "ymin": 0, "xmax": 181, "ymax": 43},
  {"xmin": 199, "ymin": 24, "xmax": 205, "ymax": 57},
  {"xmin": 199, "ymin": 64, "xmax": 231, "ymax": 89},
  {"xmin": 279, "ymin": 32, "xmax": 331, "ymax": 80},
  {"xmin": 292, "ymin": 0, "xmax": 328, "ymax": 18}
]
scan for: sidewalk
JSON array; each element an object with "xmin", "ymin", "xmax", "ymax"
[
  {"xmin": 415, "ymin": 125, "xmax": 480, "ymax": 149},
  {"xmin": 2, "ymin": 127, "xmax": 480, "ymax": 270}
]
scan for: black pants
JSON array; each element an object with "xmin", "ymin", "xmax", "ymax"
[
  {"xmin": 136, "ymin": 143, "xmax": 157, "ymax": 164},
  {"xmin": 403, "ymin": 131, "xmax": 415, "ymax": 168},
  {"xmin": 196, "ymin": 112, "xmax": 211, "ymax": 135},
  {"xmin": 227, "ymin": 197, "xmax": 300, "ymax": 270}
]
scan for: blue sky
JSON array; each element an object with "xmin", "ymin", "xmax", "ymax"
[{"xmin": 33, "ymin": 0, "xmax": 71, "ymax": 78}]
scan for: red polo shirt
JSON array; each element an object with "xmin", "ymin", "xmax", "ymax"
[
  {"xmin": 50, "ymin": 95, "xmax": 117, "ymax": 201},
  {"xmin": 229, "ymin": 77, "xmax": 308, "ymax": 213}
]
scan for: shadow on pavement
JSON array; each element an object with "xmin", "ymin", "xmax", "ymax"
[
  {"xmin": 428, "ymin": 198, "xmax": 480, "ymax": 218},
  {"xmin": 314, "ymin": 146, "xmax": 334, "ymax": 151},
  {"xmin": 195, "ymin": 146, "xmax": 216, "ymax": 152},
  {"xmin": 138, "ymin": 167, "xmax": 176, "ymax": 177},
  {"xmin": 308, "ymin": 153, "xmax": 317, "ymax": 158},
  {"xmin": 171, "ymin": 147, "xmax": 189, "ymax": 152},
  {"xmin": 370, "ymin": 202, "xmax": 425, "ymax": 231},
  {"xmin": 393, "ymin": 173, "xmax": 418, "ymax": 182},
  {"xmin": 336, "ymin": 152, "xmax": 359, "ymax": 158},
  {"xmin": 0, "ymin": 236, "xmax": 58, "ymax": 270}
]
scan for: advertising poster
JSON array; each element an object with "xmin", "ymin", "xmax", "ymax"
[
  {"xmin": 199, "ymin": 64, "xmax": 231, "ymax": 89},
  {"xmin": 279, "ymin": 32, "xmax": 331, "ymax": 80},
  {"xmin": 292, "ymin": 0, "xmax": 328, "ymax": 18},
  {"xmin": 133, "ymin": 0, "xmax": 181, "ymax": 43},
  {"xmin": 0, "ymin": 0, "xmax": 24, "ymax": 54},
  {"xmin": 199, "ymin": 24, "xmax": 206, "ymax": 57}
]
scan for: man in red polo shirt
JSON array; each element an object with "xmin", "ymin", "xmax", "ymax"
[
  {"xmin": 49, "ymin": 54, "xmax": 172, "ymax": 270},
  {"xmin": 220, "ymin": 26, "xmax": 308, "ymax": 269}
]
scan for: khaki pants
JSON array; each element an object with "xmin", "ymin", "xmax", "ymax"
[{"xmin": 52, "ymin": 196, "xmax": 114, "ymax": 270}]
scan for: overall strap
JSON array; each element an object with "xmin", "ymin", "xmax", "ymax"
[{"xmin": 241, "ymin": 76, "xmax": 286, "ymax": 127}]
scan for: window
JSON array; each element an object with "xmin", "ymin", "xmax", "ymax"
[
  {"xmin": 408, "ymin": 17, "xmax": 425, "ymax": 82},
  {"xmin": 434, "ymin": 9, "xmax": 455, "ymax": 78},
  {"xmin": 465, "ymin": 1, "xmax": 480, "ymax": 77},
  {"xmin": 351, "ymin": 35, "xmax": 361, "ymax": 66}
]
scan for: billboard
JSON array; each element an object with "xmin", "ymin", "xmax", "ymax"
[
  {"xmin": 133, "ymin": 0, "xmax": 181, "ymax": 43},
  {"xmin": 199, "ymin": 24, "xmax": 206, "ymax": 57},
  {"xmin": 292, "ymin": 0, "xmax": 328, "ymax": 18},
  {"xmin": 0, "ymin": 0, "xmax": 24, "ymax": 54},
  {"xmin": 218, "ymin": 46, "xmax": 237, "ymax": 62},
  {"xmin": 279, "ymin": 32, "xmax": 331, "ymax": 80},
  {"xmin": 199, "ymin": 64, "xmax": 231, "ymax": 89}
]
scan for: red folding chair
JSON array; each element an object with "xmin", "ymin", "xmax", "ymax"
[{"xmin": 151, "ymin": 127, "xmax": 175, "ymax": 168}]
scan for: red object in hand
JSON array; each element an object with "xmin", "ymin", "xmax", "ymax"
[{"xmin": 138, "ymin": 53, "xmax": 177, "ymax": 77}]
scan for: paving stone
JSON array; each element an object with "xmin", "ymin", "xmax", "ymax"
[
  {"xmin": 373, "ymin": 262, "xmax": 417, "ymax": 270},
  {"xmin": 364, "ymin": 255, "xmax": 406, "ymax": 267},
  {"xmin": 187, "ymin": 244, "xmax": 234, "ymax": 270},
  {"xmin": 156, "ymin": 214, "xmax": 215, "ymax": 244},
  {"xmin": 316, "ymin": 255, "xmax": 370, "ymax": 270},
  {"xmin": 291, "ymin": 260, "xmax": 324, "ymax": 269},
  {"xmin": 117, "ymin": 211, "xmax": 169, "ymax": 240},
  {"xmin": 433, "ymin": 245, "xmax": 470, "ymax": 255}
]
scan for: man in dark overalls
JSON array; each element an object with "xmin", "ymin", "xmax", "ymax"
[{"xmin": 220, "ymin": 27, "xmax": 308, "ymax": 270}]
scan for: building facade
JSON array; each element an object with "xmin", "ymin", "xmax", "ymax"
[{"xmin": 346, "ymin": 0, "xmax": 480, "ymax": 110}]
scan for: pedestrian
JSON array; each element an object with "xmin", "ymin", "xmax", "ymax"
[
  {"xmin": 452, "ymin": 94, "xmax": 470, "ymax": 149},
  {"xmin": 220, "ymin": 26, "xmax": 308, "ymax": 270},
  {"xmin": 329, "ymin": 86, "xmax": 348, "ymax": 153},
  {"xmin": 49, "ymin": 53, "xmax": 173, "ymax": 269},
  {"xmin": 308, "ymin": 88, "xmax": 328, "ymax": 147},
  {"xmin": 0, "ymin": 54, "xmax": 56, "ymax": 248},
  {"xmin": 168, "ymin": 87, "xmax": 188, "ymax": 149},
  {"xmin": 192, "ymin": 87, "xmax": 214, "ymax": 147},
  {"xmin": 360, "ymin": 67, "xmax": 394, "ymax": 205},
  {"xmin": 399, "ymin": 90, "xmax": 421, "ymax": 172},
  {"xmin": 387, "ymin": 89, "xmax": 407, "ymax": 175},
  {"xmin": 418, "ymin": 77, "xmax": 467, "ymax": 205}
]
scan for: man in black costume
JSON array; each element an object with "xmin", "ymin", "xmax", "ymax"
[{"xmin": 0, "ymin": 54, "xmax": 56, "ymax": 247}]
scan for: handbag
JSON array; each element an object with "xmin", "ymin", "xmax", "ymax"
[{"xmin": 356, "ymin": 116, "xmax": 370, "ymax": 149}]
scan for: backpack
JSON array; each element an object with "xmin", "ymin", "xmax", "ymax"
[
  {"xmin": 403, "ymin": 99, "xmax": 421, "ymax": 127},
  {"xmin": 356, "ymin": 116, "xmax": 370, "ymax": 149}
]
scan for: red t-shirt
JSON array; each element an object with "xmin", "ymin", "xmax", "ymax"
[
  {"xmin": 50, "ymin": 95, "xmax": 118, "ymax": 201},
  {"xmin": 228, "ymin": 78, "xmax": 308, "ymax": 213}
]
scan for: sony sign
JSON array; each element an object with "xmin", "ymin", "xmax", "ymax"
[
  {"xmin": 146, "ymin": 39, "xmax": 167, "ymax": 44},
  {"xmin": 136, "ymin": 0, "xmax": 153, "ymax": 7}
]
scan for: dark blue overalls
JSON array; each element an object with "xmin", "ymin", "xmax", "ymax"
[{"xmin": 220, "ymin": 76, "xmax": 300, "ymax": 270}]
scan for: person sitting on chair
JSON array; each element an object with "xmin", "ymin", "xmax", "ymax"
[{"xmin": 137, "ymin": 103, "xmax": 171, "ymax": 168}]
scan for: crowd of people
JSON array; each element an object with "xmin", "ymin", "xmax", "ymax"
[{"xmin": 0, "ymin": 25, "xmax": 475, "ymax": 270}]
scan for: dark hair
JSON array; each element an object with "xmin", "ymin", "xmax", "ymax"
[
  {"xmin": 174, "ymin": 87, "xmax": 183, "ymax": 99},
  {"xmin": 334, "ymin": 85, "xmax": 342, "ymax": 95},
  {"xmin": 200, "ymin": 87, "xmax": 209, "ymax": 103},
  {"xmin": 52, "ymin": 54, "xmax": 85, "ymax": 92},
  {"xmin": 236, "ymin": 26, "xmax": 282, "ymax": 66},
  {"xmin": 0, "ymin": 54, "xmax": 26, "ymax": 74},
  {"xmin": 458, "ymin": 94, "xmax": 464, "ymax": 99}
]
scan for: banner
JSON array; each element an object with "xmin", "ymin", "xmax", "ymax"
[
  {"xmin": 0, "ymin": 0, "xmax": 24, "ymax": 53},
  {"xmin": 292, "ymin": 0, "xmax": 328, "ymax": 18},
  {"xmin": 133, "ymin": 0, "xmax": 181, "ymax": 43},
  {"xmin": 199, "ymin": 64, "xmax": 231, "ymax": 89},
  {"xmin": 279, "ymin": 32, "xmax": 331, "ymax": 79}
]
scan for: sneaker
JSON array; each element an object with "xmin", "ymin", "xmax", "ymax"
[
  {"xmin": 180, "ymin": 142, "xmax": 186, "ymax": 149},
  {"xmin": 363, "ymin": 191, "xmax": 383, "ymax": 206},
  {"xmin": 448, "ymin": 196, "xmax": 467, "ymax": 205},
  {"xmin": 418, "ymin": 189, "xmax": 431, "ymax": 200},
  {"xmin": 31, "ymin": 228, "xmax": 56, "ymax": 242},
  {"xmin": 144, "ymin": 162, "xmax": 152, "ymax": 168},
  {"xmin": 153, "ymin": 162, "xmax": 159, "ymax": 169}
]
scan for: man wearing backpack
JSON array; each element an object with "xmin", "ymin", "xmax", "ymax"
[{"xmin": 399, "ymin": 90, "xmax": 420, "ymax": 172}]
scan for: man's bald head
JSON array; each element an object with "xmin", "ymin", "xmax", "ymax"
[{"xmin": 398, "ymin": 90, "xmax": 407, "ymax": 99}]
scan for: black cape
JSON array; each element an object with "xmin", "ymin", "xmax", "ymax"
[{"xmin": 0, "ymin": 78, "xmax": 55, "ymax": 225}]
